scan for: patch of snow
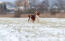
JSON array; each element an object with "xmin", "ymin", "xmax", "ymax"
[{"xmin": 0, "ymin": 18, "xmax": 65, "ymax": 41}]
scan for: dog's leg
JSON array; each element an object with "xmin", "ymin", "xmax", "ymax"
[
  {"xmin": 28, "ymin": 15, "xmax": 30, "ymax": 22},
  {"xmin": 37, "ymin": 19, "xmax": 39, "ymax": 23},
  {"xmin": 32, "ymin": 20, "xmax": 35, "ymax": 23},
  {"xmin": 28, "ymin": 18, "xmax": 30, "ymax": 22},
  {"xmin": 28, "ymin": 17, "xmax": 30, "ymax": 22},
  {"xmin": 36, "ymin": 16, "xmax": 40, "ymax": 23}
]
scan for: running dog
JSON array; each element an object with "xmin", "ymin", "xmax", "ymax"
[{"xmin": 28, "ymin": 11, "xmax": 40, "ymax": 23}]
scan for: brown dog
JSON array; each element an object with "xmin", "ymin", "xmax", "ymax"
[{"xmin": 28, "ymin": 11, "xmax": 40, "ymax": 23}]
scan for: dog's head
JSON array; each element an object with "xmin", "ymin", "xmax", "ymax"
[{"xmin": 35, "ymin": 11, "xmax": 40, "ymax": 16}]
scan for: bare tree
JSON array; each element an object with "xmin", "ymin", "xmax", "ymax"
[
  {"xmin": 57, "ymin": 0, "xmax": 65, "ymax": 9},
  {"xmin": 15, "ymin": 0, "xmax": 29, "ymax": 9},
  {"xmin": 39, "ymin": 0, "xmax": 49, "ymax": 13},
  {"xmin": 14, "ymin": 0, "xmax": 23, "ymax": 17},
  {"xmin": 15, "ymin": 0, "xmax": 24, "ymax": 7},
  {"xmin": 14, "ymin": 0, "xmax": 30, "ymax": 17}
]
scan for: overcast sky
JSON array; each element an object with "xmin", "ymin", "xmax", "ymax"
[
  {"xmin": 0, "ymin": 0, "xmax": 15, "ymax": 2},
  {"xmin": 0, "ymin": 0, "xmax": 51, "ymax": 2}
]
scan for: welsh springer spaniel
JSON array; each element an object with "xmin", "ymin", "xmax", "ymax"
[{"xmin": 28, "ymin": 11, "xmax": 40, "ymax": 23}]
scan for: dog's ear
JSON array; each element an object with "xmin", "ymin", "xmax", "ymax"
[{"xmin": 37, "ymin": 11, "xmax": 40, "ymax": 15}]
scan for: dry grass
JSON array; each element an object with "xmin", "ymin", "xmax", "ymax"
[{"xmin": 0, "ymin": 13, "xmax": 65, "ymax": 18}]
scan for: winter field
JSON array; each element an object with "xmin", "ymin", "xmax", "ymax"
[{"xmin": 0, "ymin": 18, "xmax": 65, "ymax": 41}]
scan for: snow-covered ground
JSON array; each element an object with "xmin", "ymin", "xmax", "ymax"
[{"xmin": 0, "ymin": 18, "xmax": 65, "ymax": 41}]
